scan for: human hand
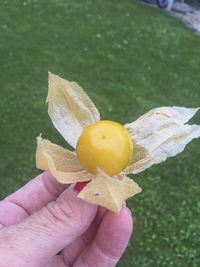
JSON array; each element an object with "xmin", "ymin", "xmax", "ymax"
[{"xmin": 0, "ymin": 172, "xmax": 133, "ymax": 267}]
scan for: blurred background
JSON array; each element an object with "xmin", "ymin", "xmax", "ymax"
[{"xmin": 0, "ymin": 0, "xmax": 200, "ymax": 266}]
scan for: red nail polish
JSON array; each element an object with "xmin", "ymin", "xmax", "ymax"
[{"xmin": 74, "ymin": 181, "xmax": 89, "ymax": 192}]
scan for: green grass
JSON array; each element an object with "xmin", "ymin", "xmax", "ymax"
[{"xmin": 1, "ymin": 0, "xmax": 200, "ymax": 266}]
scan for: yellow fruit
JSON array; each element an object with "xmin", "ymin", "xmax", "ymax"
[{"xmin": 76, "ymin": 120, "xmax": 133, "ymax": 176}]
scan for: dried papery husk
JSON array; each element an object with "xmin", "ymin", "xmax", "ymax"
[
  {"xmin": 78, "ymin": 169, "xmax": 142, "ymax": 213},
  {"xmin": 47, "ymin": 72, "xmax": 100, "ymax": 148},
  {"xmin": 36, "ymin": 72, "xmax": 200, "ymax": 212},
  {"xmin": 36, "ymin": 136, "xmax": 93, "ymax": 183},
  {"xmin": 123, "ymin": 107, "xmax": 200, "ymax": 174}
]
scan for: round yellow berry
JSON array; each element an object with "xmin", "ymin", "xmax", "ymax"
[{"xmin": 76, "ymin": 120, "xmax": 133, "ymax": 176}]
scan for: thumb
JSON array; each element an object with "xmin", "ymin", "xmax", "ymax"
[{"xmin": 0, "ymin": 187, "xmax": 98, "ymax": 267}]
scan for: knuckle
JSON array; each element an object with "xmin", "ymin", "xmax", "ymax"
[{"xmin": 42, "ymin": 197, "xmax": 78, "ymax": 228}]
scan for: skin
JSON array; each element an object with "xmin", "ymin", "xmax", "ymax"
[{"xmin": 0, "ymin": 171, "xmax": 133, "ymax": 267}]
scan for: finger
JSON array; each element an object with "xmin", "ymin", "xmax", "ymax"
[
  {"xmin": 73, "ymin": 207, "xmax": 133, "ymax": 267},
  {"xmin": 0, "ymin": 171, "xmax": 69, "ymax": 226},
  {"xmin": 0, "ymin": 188, "xmax": 98, "ymax": 267},
  {"xmin": 62, "ymin": 206, "xmax": 108, "ymax": 265},
  {"xmin": 62, "ymin": 203, "xmax": 126, "ymax": 265},
  {"xmin": 45, "ymin": 255, "xmax": 68, "ymax": 267}
]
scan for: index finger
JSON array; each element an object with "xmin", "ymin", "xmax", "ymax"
[{"xmin": 0, "ymin": 171, "xmax": 69, "ymax": 226}]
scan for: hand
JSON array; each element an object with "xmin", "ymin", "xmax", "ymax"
[{"xmin": 0, "ymin": 172, "xmax": 133, "ymax": 267}]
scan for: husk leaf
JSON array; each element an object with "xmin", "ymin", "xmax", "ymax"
[
  {"xmin": 78, "ymin": 169, "xmax": 142, "ymax": 213},
  {"xmin": 47, "ymin": 72, "xmax": 100, "ymax": 148},
  {"xmin": 123, "ymin": 106, "xmax": 200, "ymax": 174},
  {"xmin": 36, "ymin": 136, "xmax": 93, "ymax": 183}
]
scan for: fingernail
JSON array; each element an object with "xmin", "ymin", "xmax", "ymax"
[
  {"xmin": 74, "ymin": 181, "xmax": 89, "ymax": 192},
  {"xmin": 127, "ymin": 208, "xmax": 132, "ymax": 215},
  {"xmin": 122, "ymin": 201, "xmax": 126, "ymax": 207}
]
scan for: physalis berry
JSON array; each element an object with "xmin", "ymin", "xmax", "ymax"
[{"xmin": 76, "ymin": 120, "xmax": 133, "ymax": 176}]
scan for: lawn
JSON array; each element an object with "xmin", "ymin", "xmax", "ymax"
[{"xmin": 0, "ymin": 0, "xmax": 200, "ymax": 266}]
